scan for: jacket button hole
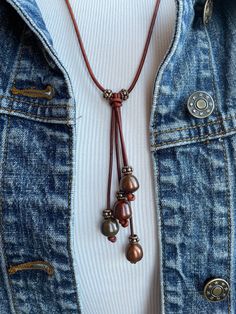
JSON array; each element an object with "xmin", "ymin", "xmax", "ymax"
[
  {"xmin": 7, "ymin": 260, "xmax": 54, "ymax": 276},
  {"xmin": 10, "ymin": 84, "xmax": 55, "ymax": 100}
]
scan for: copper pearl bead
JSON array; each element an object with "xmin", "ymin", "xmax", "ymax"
[
  {"xmin": 120, "ymin": 174, "xmax": 139, "ymax": 193},
  {"xmin": 126, "ymin": 234, "xmax": 143, "ymax": 263},
  {"xmin": 113, "ymin": 199, "xmax": 132, "ymax": 226},
  {"xmin": 126, "ymin": 243, "xmax": 143, "ymax": 264}
]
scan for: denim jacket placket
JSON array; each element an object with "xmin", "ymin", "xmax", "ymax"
[
  {"xmin": 150, "ymin": 0, "xmax": 235, "ymax": 313},
  {"xmin": 0, "ymin": 0, "xmax": 235, "ymax": 313}
]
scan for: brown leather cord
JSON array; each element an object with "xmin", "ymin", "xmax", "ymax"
[
  {"xmin": 65, "ymin": 0, "xmax": 162, "ymax": 262},
  {"xmin": 107, "ymin": 109, "xmax": 115, "ymax": 209},
  {"xmin": 65, "ymin": 0, "xmax": 161, "ymax": 93},
  {"xmin": 115, "ymin": 118, "xmax": 121, "ymax": 182}
]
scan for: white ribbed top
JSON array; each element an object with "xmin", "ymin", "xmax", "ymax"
[{"xmin": 36, "ymin": 1, "xmax": 176, "ymax": 313}]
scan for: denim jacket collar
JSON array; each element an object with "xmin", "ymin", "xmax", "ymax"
[
  {"xmin": 6, "ymin": 0, "xmax": 53, "ymax": 49},
  {"xmin": 5, "ymin": 0, "xmax": 76, "ymax": 123}
]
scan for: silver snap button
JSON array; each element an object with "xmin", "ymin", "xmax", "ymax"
[
  {"xmin": 203, "ymin": 278, "xmax": 229, "ymax": 302},
  {"xmin": 203, "ymin": 0, "xmax": 213, "ymax": 25},
  {"xmin": 187, "ymin": 91, "xmax": 215, "ymax": 118}
]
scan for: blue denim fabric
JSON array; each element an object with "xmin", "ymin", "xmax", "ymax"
[
  {"xmin": 0, "ymin": 0, "xmax": 80, "ymax": 313},
  {"xmin": 149, "ymin": 0, "xmax": 236, "ymax": 313},
  {"xmin": 0, "ymin": 0, "xmax": 235, "ymax": 313}
]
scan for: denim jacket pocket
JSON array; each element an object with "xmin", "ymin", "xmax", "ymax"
[
  {"xmin": 150, "ymin": 99, "xmax": 236, "ymax": 152},
  {"xmin": 0, "ymin": 89, "xmax": 73, "ymax": 125}
]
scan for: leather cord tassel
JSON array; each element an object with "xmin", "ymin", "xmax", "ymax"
[{"xmin": 101, "ymin": 91, "xmax": 143, "ymax": 264}]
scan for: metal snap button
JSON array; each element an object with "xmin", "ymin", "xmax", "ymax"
[
  {"xmin": 203, "ymin": 0, "xmax": 213, "ymax": 25},
  {"xmin": 203, "ymin": 278, "xmax": 229, "ymax": 302},
  {"xmin": 187, "ymin": 91, "xmax": 215, "ymax": 118}
]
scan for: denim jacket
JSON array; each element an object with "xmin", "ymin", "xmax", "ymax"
[{"xmin": 0, "ymin": 0, "xmax": 235, "ymax": 313}]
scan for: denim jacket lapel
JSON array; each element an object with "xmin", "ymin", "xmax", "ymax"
[
  {"xmin": 5, "ymin": 0, "xmax": 76, "ymax": 124},
  {"xmin": 6, "ymin": 0, "xmax": 53, "ymax": 46}
]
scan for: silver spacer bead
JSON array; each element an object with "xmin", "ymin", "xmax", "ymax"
[
  {"xmin": 102, "ymin": 209, "xmax": 113, "ymax": 218},
  {"xmin": 120, "ymin": 89, "xmax": 129, "ymax": 100},
  {"xmin": 103, "ymin": 89, "xmax": 113, "ymax": 99},
  {"xmin": 116, "ymin": 191, "xmax": 126, "ymax": 200},
  {"xmin": 129, "ymin": 234, "xmax": 140, "ymax": 243},
  {"xmin": 122, "ymin": 165, "xmax": 133, "ymax": 175}
]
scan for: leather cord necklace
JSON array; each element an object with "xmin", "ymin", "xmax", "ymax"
[{"xmin": 65, "ymin": 0, "xmax": 161, "ymax": 264}]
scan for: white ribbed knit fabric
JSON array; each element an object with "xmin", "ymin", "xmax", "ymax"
[{"xmin": 36, "ymin": 1, "xmax": 176, "ymax": 313}]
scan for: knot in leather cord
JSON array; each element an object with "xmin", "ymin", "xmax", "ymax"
[{"xmin": 109, "ymin": 92, "xmax": 123, "ymax": 108}]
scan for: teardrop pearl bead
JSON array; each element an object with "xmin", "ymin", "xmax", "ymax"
[
  {"xmin": 120, "ymin": 174, "xmax": 139, "ymax": 193},
  {"xmin": 101, "ymin": 218, "xmax": 119, "ymax": 237},
  {"xmin": 126, "ymin": 243, "xmax": 143, "ymax": 264},
  {"xmin": 113, "ymin": 199, "xmax": 132, "ymax": 225}
]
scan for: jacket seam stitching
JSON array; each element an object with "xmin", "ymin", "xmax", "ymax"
[
  {"xmin": 67, "ymin": 125, "xmax": 82, "ymax": 312},
  {"xmin": 0, "ymin": 107, "xmax": 72, "ymax": 122},
  {"xmin": 151, "ymin": 114, "xmax": 236, "ymax": 135},
  {"xmin": 157, "ymin": 146, "xmax": 167, "ymax": 313},
  {"xmin": 204, "ymin": 18, "xmax": 223, "ymax": 125},
  {"xmin": 150, "ymin": 128, "xmax": 236, "ymax": 147},
  {"xmin": 0, "ymin": 95, "xmax": 71, "ymax": 108},
  {"xmin": 222, "ymin": 139, "xmax": 232, "ymax": 313},
  {"xmin": 0, "ymin": 115, "xmax": 19, "ymax": 314}
]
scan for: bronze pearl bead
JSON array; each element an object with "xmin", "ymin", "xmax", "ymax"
[
  {"xmin": 126, "ymin": 243, "xmax": 143, "ymax": 264},
  {"xmin": 113, "ymin": 199, "xmax": 132, "ymax": 225},
  {"xmin": 101, "ymin": 218, "xmax": 119, "ymax": 237},
  {"xmin": 120, "ymin": 174, "xmax": 139, "ymax": 193}
]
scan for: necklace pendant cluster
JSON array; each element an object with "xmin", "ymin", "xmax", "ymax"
[
  {"xmin": 100, "ymin": 89, "xmax": 143, "ymax": 264},
  {"xmin": 64, "ymin": 0, "xmax": 161, "ymax": 264}
]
